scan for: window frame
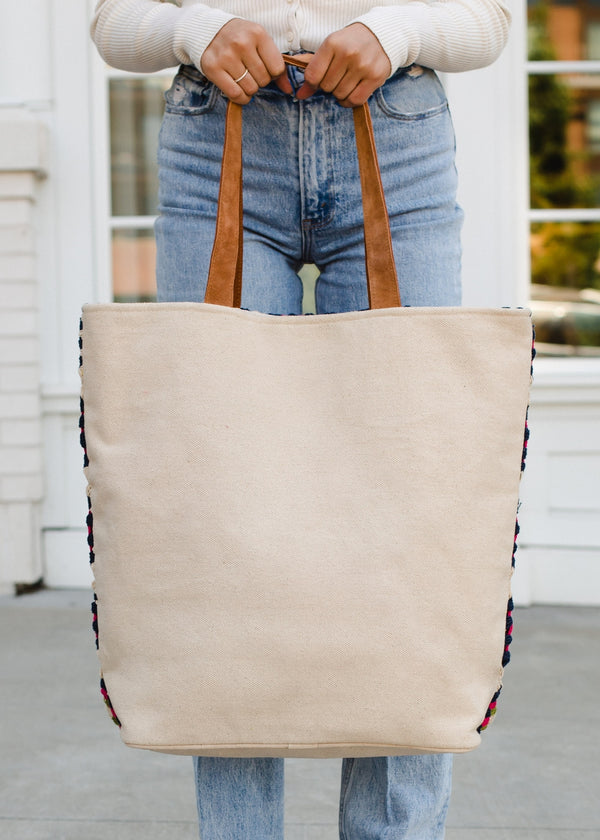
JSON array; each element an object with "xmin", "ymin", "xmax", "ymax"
[{"xmin": 90, "ymin": 43, "xmax": 173, "ymax": 303}]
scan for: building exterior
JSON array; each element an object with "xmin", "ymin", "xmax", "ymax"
[{"xmin": 1, "ymin": 0, "xmax": 599, "ymax": 602}]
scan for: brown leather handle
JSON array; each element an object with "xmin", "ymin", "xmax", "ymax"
[{"xmin": 205, "ymin": 54, "xmax": 401, "ymax": 309}]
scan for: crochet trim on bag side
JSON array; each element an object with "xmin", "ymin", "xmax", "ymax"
[
  {"xmin": 79, "ymin": 317, "xmax": 122, "ymax": 729},
  {"xmin": 477, "ymin": 328, "xmax": 536, "ymax": 734}
]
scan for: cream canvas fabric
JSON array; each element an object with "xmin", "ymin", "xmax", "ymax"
[{"xmin": 80, "ymin": 301, "xmax": 532, "ymax": 757}]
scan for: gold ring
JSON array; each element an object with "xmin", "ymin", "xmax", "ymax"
[{"xmin": 233, "ymin": 68, "xmax": 250, "ymax": 84}]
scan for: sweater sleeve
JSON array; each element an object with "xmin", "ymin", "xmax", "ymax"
[
  {"xmin": 90, "ymin": 0, "xmax": 239, "ymax": 72},
  {"xmin": 351, "ymin": 0, "xmax": 511, "ymax": 75}
]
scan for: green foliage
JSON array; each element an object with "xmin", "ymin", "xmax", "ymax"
[
  {"xmin": 531, "ymin": 222, "xmax": 600, "ymax": 290},
  {"xmin": 528, "ymin": 1, "xmax": 600, "ymax": 293},
  {"xmin": 528, "ymin": 2, "xmax": 594, "ymax": 209}
]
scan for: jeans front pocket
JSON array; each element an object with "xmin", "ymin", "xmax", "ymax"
[
  {"xmin": 164, "ymin": 65, "xmax": 218, "ymax": 115},
  {"xmin": 374, "ymin": 66, "xmax": 448, "ymax": 121}
]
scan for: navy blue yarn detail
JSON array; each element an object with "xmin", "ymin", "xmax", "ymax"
[
  {"xmin": 502, "ymin": 597, "xmax": 514, "ymax": 667},
  {"xmin": 100, "ymin": 677, "xmax": 121, "ymax": 727},
  {"xmin": 79, "ymin": 397, "xmax": 88, "ymax": 469},
  {"xmin": 479, "ymin": 324, "xmax": 535, "ymax": 735},
  {"xmin": 91, "ymin": 596, "xmax": 99, "ymax": 651},
  {"xmin": 79, "ymin": 317, "xmax": 121, "ymax": 729}
]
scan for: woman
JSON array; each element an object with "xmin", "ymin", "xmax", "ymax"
[{"xmin": 91, "ymin": 1, "xmax": 510, "ymax": 837}]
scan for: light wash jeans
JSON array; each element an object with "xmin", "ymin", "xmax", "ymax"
[{"xmin": 156, "ymin": 61, "xmax": 461, "ymax": 840}]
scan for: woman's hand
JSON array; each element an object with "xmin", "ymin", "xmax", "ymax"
[
  {"xmin": 200, "ymin": 19, "xmax": 292, "ymax": 104},
  {"xmin": 297, "ymin": 24, "xmax": 391, "ymax": 107},
  {"xmin": 200, "ymin": 20, "xmax": 390, "ymax": 107}
]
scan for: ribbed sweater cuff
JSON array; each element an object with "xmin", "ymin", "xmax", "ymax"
[
  {"xmin": 174, "ymin": 6, "xmax": 238, "ymax": 70},
  {"xmin": 351, "ymin": 5, "xmax": 427, "ymax": 75},
  {"xmin": 91, "ymin": 0, "xmax": 239, "ymax": 73},
  {"xmin": 352, "ymin": 1, "xmax": 510, "ymax": 75}
]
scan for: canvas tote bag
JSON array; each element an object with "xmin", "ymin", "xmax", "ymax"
[{"xmin": 80, "ymin": 58, "xmax": 533, "ymax": 758}]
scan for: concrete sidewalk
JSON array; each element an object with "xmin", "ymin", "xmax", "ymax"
[{"xmin": 0, "ymin": 589, "xmax": 598, "ymax": 840}]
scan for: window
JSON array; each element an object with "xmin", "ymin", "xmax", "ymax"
[
  {"xmin": 104, "ymin": 72, "xmax": 172, "ymax": 302},
  {"xmin": 528, "ymin": 0, "xmax": 600, "ymax": 354}
]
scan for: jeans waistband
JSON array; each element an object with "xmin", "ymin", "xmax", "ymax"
[{"xmin": 177, "ymin": 61, "xmax": 420, "ymax": 102}]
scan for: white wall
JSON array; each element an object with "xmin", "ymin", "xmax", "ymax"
[
  {"xmin": 0, "ymin": 3, "xmax": 52, "ymax": 592},
  {"xmin": 0, "ymin": 114, "xmax": 47, "ymax": 593},
  {"xmin": 445, "ymin": 0, "xmax": 530, "ymax": 309},
  {"xmin": 0, "ymin": 0, "xmax": 94, "ymax": 591},
  {"xmin": 40, "ymin": 0, "xmax": 97, "ymax": 588}
]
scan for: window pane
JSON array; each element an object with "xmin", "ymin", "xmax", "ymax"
[
  {"xmin": 110, "ymin": 77, "xmax": 169, "ymax": 216},
  {"xmin": 529, "ymin": 72, "xmax": 600, "ymax": 208},
  {"xmin": 528, "ymin": 0, "xmax": 600, "ymax": 61},
  {"xmin": 112, "ymin": 228, "xmax": 157, "ymax": 302},
  {"xmin": 531, "ymin": 221, "xmax": 600, "ymax": 354}
]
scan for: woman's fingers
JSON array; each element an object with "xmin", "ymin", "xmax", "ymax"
[
  {"xmin": 274, "ymin": 74, "xmax": 294, "ymax": 95},
  {"xmin": 200, "ymin": 19, "xmax": 286, "ymax": 104},
  {"xmin": 199, "ymin": 21, "xmax": 390, "ymax": 106},
  {"xmin": 302, "ymin": 24, "xmax": 391, "ymax": 107}
]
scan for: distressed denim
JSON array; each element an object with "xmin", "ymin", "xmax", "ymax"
[
  {"xmin": 156, "ymin": 62, "xmax": 460, "ymax": 840},
  {"xmin": 156, "ymin": 63, "xmax": 462, "ymax": 311}
]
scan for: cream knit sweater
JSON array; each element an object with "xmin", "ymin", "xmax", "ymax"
[{"xmin": 91, "ymin": 0, "xmax": 511, "ymax": 77}]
